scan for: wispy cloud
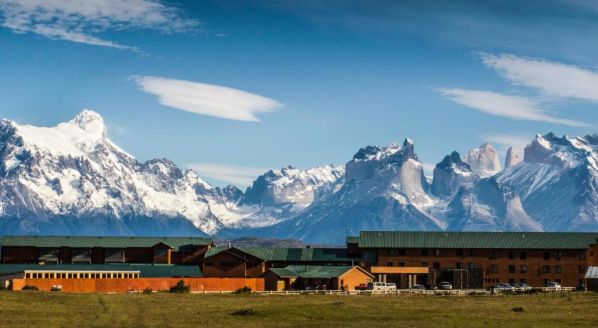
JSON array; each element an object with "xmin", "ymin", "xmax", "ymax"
[
  {"xmin": 482, "ymin": 53, "xmax": 598, "ymax": 102},
  {"xmin": 438, "ymin": 88, "xmax": 586, "ymax": 127},
  {"xmin": 186, "ymin": 162, "xmax": 266, "ymax": 187},
  {"xmin": 0, "ymin": 0, "xmax": 198, "ymax": 50},
  {"xmin": 132, "ymin": 76, "xmax": 282, "ymax": 122},
  {"xmin": 483, "ymin": 133, "xmax": 532, "ymax": 153}
]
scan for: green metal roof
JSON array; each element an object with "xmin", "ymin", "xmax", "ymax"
[
  {"xmin": 269, "ymin": 265, "xmax": 366, "ymax": 279},
  {"xmin": 205, "ymin": 247, "xmax": 354, "ymax": 262},
  {"xmin": 346, "ymin": 236, "xmax": 360, "ymax": 244},
  {"xmin": 356, "ymin": 231, "xmax": 598, "ymax": 249},
  {"xmin": 0, "ymin": 264, "xmax": 202, "ymax": 278},
  {"xmin": 0, "ymin": 236, "xmax": 212, "ymax": 251}
]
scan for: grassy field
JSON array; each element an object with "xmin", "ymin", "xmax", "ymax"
[{"xmin": 1, "ymin": 291, "xmax": 597, "ymax": 328}]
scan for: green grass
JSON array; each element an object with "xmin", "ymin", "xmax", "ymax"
[{"xmin": 1, "ymin": 291, "xmax": 597, "ymax": 328}]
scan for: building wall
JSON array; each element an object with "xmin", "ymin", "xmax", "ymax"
[
  {"xmin": 339, "ymin": 269, "xmax": 373, "ymax": 291},
  {"xmin": 202, "ymin": 251, "xmax": 265, "ymax": 278},
  {"xmin": 362, "ymin": 247, "xmax": 590, "ymax": 288},
  {"xmin": 11, "ymin": 277, "xmax": 264, "ymax": 293}
]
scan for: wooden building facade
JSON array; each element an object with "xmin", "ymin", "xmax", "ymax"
[
  {"xmin": 347, "ymin": 231, "xmax": 598, "ymax": 289},
  {"xmin": 0, "ymin": 236, "xmax": 212, "ymax": 265},
  {"xmin": 202, "ymin": 247, "xmax": 357, "ymax": 278}
]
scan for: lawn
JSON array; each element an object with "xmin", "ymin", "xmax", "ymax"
[{"xmin": 1, "ymin": 291, "xmax": 597, "ymax": 328}]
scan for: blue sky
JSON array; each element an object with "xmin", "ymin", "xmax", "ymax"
[{"xmin": 1, "ymin": 0, "xmax": 598, "ymax": 187}]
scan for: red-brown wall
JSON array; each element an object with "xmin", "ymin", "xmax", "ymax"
[{"xmin": 12, "ymin": 277, "xmax": 264, "ymax": 293}]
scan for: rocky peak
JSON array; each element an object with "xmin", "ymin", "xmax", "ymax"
[
  {"xmin": 464, "ymin": 143, "xmax": 501, "ymax": 177},
  {"xmin": 431, "ymin": 151, "xmax": 473, "ymax": 197},
  {"xmin": 504, "ymin": 147, "xmax": 521, "ymax": 168},
  {"xmin": 69, "ymin": 109, "xmax": 107, "ymax": 139}
]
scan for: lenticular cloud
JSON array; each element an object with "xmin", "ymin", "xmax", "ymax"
[{"xmin": 132, "ymin": 76, "xmax": 282, "ymax": 122}]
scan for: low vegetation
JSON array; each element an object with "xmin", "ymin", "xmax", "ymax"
[
  {"xmin": 0, "ymin": 292, "xmax": 597, "ymax": 327},
  {"xmin": 169, "ymin": 280, "xmax": 190, "ymax": 293}
]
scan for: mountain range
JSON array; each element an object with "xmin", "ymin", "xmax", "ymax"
[{"xmin": 1, "ymin": 110, "xmax": 597, "ymax": 244}]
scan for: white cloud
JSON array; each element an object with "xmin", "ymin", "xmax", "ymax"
[
  {"xmin": 483, "ymin": 133, "xmax": 532, "ymax": 153},
  {"xmin": 132, "ymin": 76, "xmax": 282, "ymax": 122},
  {"xmin": 438, "ymin": 88, "xmax": 586, "ymax": 127},
  {"xmin": 0, "ymin": 0, "xmax": 198, "ymax": 50},
  {"xmin": 187, "ymin": 162, "xmax": 266, "ymax": 187},
  {"xmin": 482, "ymin": 53, "xmax": 598, "ymax": 102}
]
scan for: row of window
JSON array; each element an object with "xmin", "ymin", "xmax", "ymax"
[
  {"xmin": 383, "ymin": 249, "xmax": 588, "ymax": 260},
  {"xmin": 385, "ymin": 262, "xmax": 587, "ymax": 274},
  {"xmin": 25, "ymin": 272, "xmax": 139, "ymax": 279}
]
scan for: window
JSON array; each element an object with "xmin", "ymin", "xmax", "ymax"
[
  {"xmin": 468, "ymin": 262, "xmax": 476, "ymax": 269},
  {"xmin": 543, "ymin": 265, "xmax": 550, "ymax": 273},
  {"xmin": 398, "ymin": 262, "xmax": 405, "ymax": 267},
  {"xmin": 434, "ymin": 249, "xmax": 440, "ymax": 257},
  {"xmin": 468, "ymin": 249, "xmax": 475, "ymax": 256},
  {"xmin": 421, "ymin": 262, "xmax": 428, "ymax": 267},
  {"xmin": 490, "ymin": 250, "xmax": 498, "ymax": 259},
  {"xmin": 205, "ymin": 262, "xmax": 213, "ymax": 267},
  {"xmin": 555, "ymin": 251, "xmax": 562, "ymax": 260},
  {"xmin": 555, "ymin": 265, "xmax": 561, "ymax": 273},
  {"xmin": 456, "ymin": 262, "xmax": 463, "ymax": 269},
  {"xmin": 490, "ymin": 265, "xmax": 498, "ymax": 273},
  {"xmin": 398, "ymin": 249, "xmax": 406, "ymax": 256},
  {"xmin": 543, "ymin": 252, "xmax": 550, "ymax": 260},
  {"xmin": 456, "ymin": 249, "xmax": 463, "ymax": 256},
  {"xmin": 508, "ymin": 279, "xmax": 515, "ymax": 284},
  {"xmin": 362, "ymin": 251, "xmax": 376, "ymax": 263},
  {"xmin": 579, "ymin": 265, "xmax": 586, "ymax": 274},
  {"xmin": 508, "ymin": 265, "xmax": 516, "ymax": 274},
  {"xmin": 422, "ymin": 249, "xmax": 428, "ymax": 256},
  {"xmin": 508, "ymin": 252, "xmax": 515, "ymax": 260},
  {"xmin": 579, "ymin": 252, "xmax": 586, "ymax": 260},
  {"xmin": 520, "ymin": 265, "xmax": 528, "ymax": 273},
  {"xmin": 519, "ymin": 251, "xmax": 527, "ymax": 260},
  {"xmin": 520, "ymin": 279, "xmax": 527, "ymax": 284},
  {"xmin": 387, "ymin": 262, "xmax": 393, "ymax": 267},
  {"xmin": 433, "ymin": 262, "xmax": 440, "ymax": 269},
  {"xmin": 389, "ymin": 249, "xmax": 396, "ymax": 256}
]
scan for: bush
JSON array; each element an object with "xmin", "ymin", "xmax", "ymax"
[
  {"xmin": 234, "ymin": 286, "xmax": 253, "ymax": 294},
  {"xmin": 22, "ymin": 285, "xmax": 39, "ymax": 291},
  {"xmin": 169, "ymin": 280, "xmax": 190, "ymax": 293},
  {"xmin": 231, "ymin": 309, "xmax": 257, "ymax": 316},
  {"xmin": 511, "ymin": 307, "xmax": 525, "ymax": 313},
  {"xmin": 143, "ymin": 288, "xmax": 153, "ymax": 294}
]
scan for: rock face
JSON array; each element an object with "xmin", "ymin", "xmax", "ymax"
[
  {"xmin": 504, "ymin": 147, "xmax": 522, "ymax": 168},
  {"xmin": 464, "ymin": 143, "xmax": 501, "ymax": 177},
  {"xmin": 2, "ymin": 111, "xmax": 598, "ymax": 244},
  {"xmin": 431, "ymin": 151, "xmax": 474, "ymax": 198}
]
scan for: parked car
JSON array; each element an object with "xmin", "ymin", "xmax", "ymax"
[
  {"xmin": 493, "ymin": 283, "xmax": 515, "ymax": 292},
  {"xmin": 355, "ymin": 283, "xmax": 369, "ymax": 291},
  {"xmin": 385, "ymin": 283, "xmax": 397, "ymax": 291},
  {"xmin": 546, "ymin": 282, "xmax": 562, "ymax": 291},
  {"xmin": 366, "ymin": 282, "xmax": 388, "ymax": 292},
  {"xmin": 410, "ymin": 284, "xmax": 426, "ymax": 291},
  {"xmin": 438, "ymin": 282, "xmax": 453, "ymax": 290}
]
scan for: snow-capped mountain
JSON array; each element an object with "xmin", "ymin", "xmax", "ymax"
[{"xmin": 2, "ymin": 111, "xmax": 598, "ymax": 243}]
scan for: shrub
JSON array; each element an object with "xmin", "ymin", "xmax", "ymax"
[
  {"xmin": 169, "ymin": 280, "xmax": 190, "ymax": 293},
  {"xmin": 143, "ymin": 288, "xmax": 153, "ymax": 294},
  {"xmin": 234, "ymin": 286, "xmax": 253, "ymax": 294},
  {"xmin": 511, "ymin": 307, "xmax": 525, "ymax": 313},
  {"xmin": 22, "ymin": 285, "xmax": 39, "ymax": 291},
  {"xmin": 231, "ymin": 309, "xmax": 257, "ymax": 316}
]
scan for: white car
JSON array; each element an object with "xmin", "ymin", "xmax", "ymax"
[
  {"xmin": 494, "ymin": 283, "xmax": 515, "ymax": 292},
  {"xmin": 366, "ymin": 282, "xmax": 387, "ymax": 292},
  {"xmin": 385, "ymin": 283, "xmax": 397, "ymax": 291},
  {"xmin": 546, "ymin": 282, "xmax": 562, "ymax": 291},
  {"xmin": 438, "ymin": 282, "xmax": 453, "ymax": 290}
]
